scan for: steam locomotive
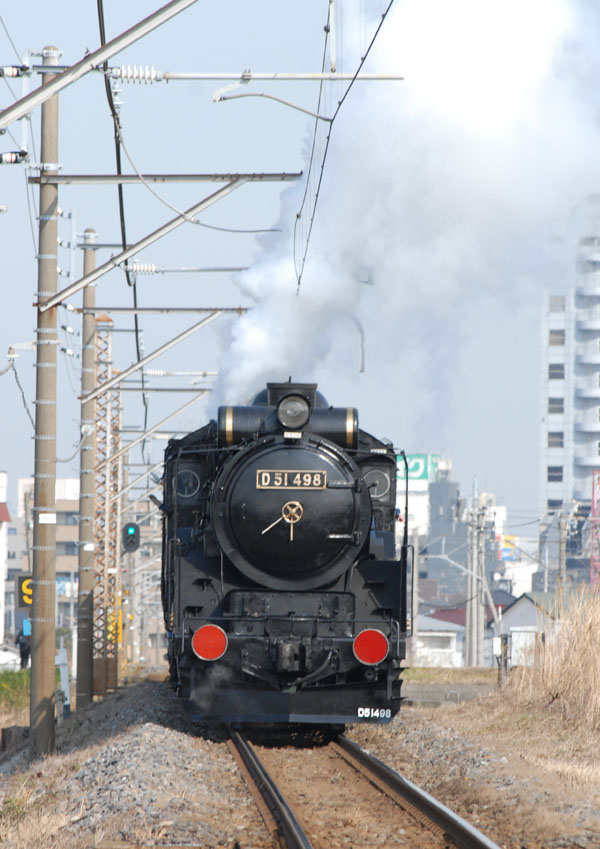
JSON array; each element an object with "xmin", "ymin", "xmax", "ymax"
[{"xmin": 161, "ymin": 381, "xmax": 408, "ymax": 725}]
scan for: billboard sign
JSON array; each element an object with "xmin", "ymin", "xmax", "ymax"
[
  {"xmin": 397, "ymin": 453, "xmax": 442, "ymax": 482},
  {"xmin": 16, "ymin": 574, "xmax": 33, "ymax": 610},
  {"xmin": 497, "ymin": 534, "xmax": 517, "ymax": 561}
]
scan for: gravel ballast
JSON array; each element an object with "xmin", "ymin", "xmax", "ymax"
[
  {"xmin": 1, "ymin": 679, "xmax": 600, "ymax": 848},
  {"xmin": 0, "ymin": 680, "xmax": 266, "ymax": 848}
]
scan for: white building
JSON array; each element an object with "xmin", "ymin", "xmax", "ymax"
[
  {"xmin": 5, "ymin": 477, "xmax": 80, "ymax": 637},
  {"xmin": 396, "ymin": 453, "xmax": 446, "ymax": 536},
  {"xmin": 0, "ymin": 472, "xmax": 10, "ymax": 645},
  {"xmin": 411, "ymin": 614, "xmax": 464, "ymax": 668},
  {"xmin": 540, "ymin": 236, "xmax": 600, "ymax": 518}
]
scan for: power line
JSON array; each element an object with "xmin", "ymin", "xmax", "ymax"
[
  {"xmin": 2, "ymin": 359, "xmax": 35, "ymax": 430},
  {"xmin": 114, "ymin": 122, "xmax": 279, "ymax": 234},
  {"xmin": 294, "ymin": 0, "xmax": 396, "ymax": 294},
  {"xmin": 0, "ymin": 13, "xmax": 22, "ymax": 64},
  {"xmin": 97, "ymin": 0, "xmax": 150, "ymax": 461}
]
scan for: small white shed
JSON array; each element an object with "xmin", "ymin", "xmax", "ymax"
[{"xmin": 411, "ymin": 614, "xmax": 464, "ymax": 668}]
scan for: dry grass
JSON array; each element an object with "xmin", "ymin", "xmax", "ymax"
[
  {"xmin": 505, "ymin": 588, "xmax": 600, "ymax": 729},
  {"xmin": 402, "ymin": 666, "xmax": 496, "ymax": 685}
]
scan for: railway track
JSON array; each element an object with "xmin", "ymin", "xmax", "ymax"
[
  {"xmin": 227, "ymin": 730, "xmax": 312, "ymax": 849},
  {"xmin": 228, "ymin": 730, "xmax": 503, "ymax": 849}
]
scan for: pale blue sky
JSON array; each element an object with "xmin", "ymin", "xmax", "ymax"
[{"xmin": 2, "ymin": 1, "xmax": 599, "ymax": 529}]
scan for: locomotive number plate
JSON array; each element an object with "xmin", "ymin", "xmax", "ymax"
[{"xmin": 256, "ymin": 470, "xmax": 327, "ymax": 490}]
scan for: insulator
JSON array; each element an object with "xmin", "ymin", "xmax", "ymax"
[
  {"xmin": 111, "ymin": 64, "xmax": 162, "ymax": 84},
  {"xmin": 0, "ymin": 150, "xmax": 27, "ymax": 164},
  {"xmin": 0, "ymin": 65, "xmax": 28, "ymax": 78},
  {"xmin": 128, "ymin": 262, "xmax": 157, "ymax": 275}
]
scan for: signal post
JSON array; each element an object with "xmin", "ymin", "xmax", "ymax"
[{"xmin": 76, "ymin": 229, "xmax": 97, "ymax": 709}]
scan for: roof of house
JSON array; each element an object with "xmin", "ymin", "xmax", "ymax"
[
  {"xmin": 428, "ymin": 604, "xmax": 497, "ymax": 628},
  {"xmin": 498, "ymin": 591, "xmax": 560, "ymax": 620},
  {"xmin": 491, "ymin": 588, "xmax": 517, "ymax": 607},
  {"xmin": 417, "ymin": 614, "xmax": 464, "ymax": 633},
  {"xmin": 484, "ymin": 590, "xmax": 584, "ymax": 627}
]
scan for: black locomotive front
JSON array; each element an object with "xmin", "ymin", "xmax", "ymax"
[{"xmin": 161, "ymin": 382, "xmax": 407, "ymax": 725}]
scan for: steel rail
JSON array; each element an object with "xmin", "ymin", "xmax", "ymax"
[
  {"xmin": 227, "ymin": 730, "xmax": 314, "ymax": 849},
  {"xmin": 333, "ymin": 736, "xmax": 502, "ymax": 849}
]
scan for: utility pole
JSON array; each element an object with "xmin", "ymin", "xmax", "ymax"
[
  {"xmin": 76, "ymin": 229, "xmax": 97, "ymax": 709},
  {"xmin": 558, "ymin": 510, "xmax": 567, "ymax": 586},
  {"xmin": 465, "ymin": 501, "xmax": 486, "ymax": 667},
  {"xmin": 475, "ymin": 508, "xmax": 485, "ymax": 667},
  {"xmin": 30, "ymin": 46, "xmax": 59, "ymax": 759},
  {"xmin": 410, "ymin": 528, "xmax": 419, "ymax": 665},
  {"xmin": 465, "ymin": 507, "xmax": 475, "ymax": 666}
]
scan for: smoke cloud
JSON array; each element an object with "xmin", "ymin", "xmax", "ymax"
[{"xmin": 214, "ymin": 0, "xmax": 600, "ymax": 508}]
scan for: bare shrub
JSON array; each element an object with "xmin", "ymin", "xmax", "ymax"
[{"xmin": 506, "ymin": 588, "xmax": 600, "ymax": 728}]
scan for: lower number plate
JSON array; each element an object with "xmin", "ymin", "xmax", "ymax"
[{"xmin": 357, "ymin": 707, "xmax": 392, "ymax": 719}]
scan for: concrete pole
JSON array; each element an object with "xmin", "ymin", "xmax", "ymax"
[
  {"xmin": 558, "ymin": 511, "xmax": 567, "ymax": 586},
  {"xmin": 475, "ymin": 509, "xmax": 485, "ymax": 667},
  {"xmin": 76, "ymin": 229, "xmax": 97, "ymax": 709},
  {"xmin": 410, "ymin": 529, "xmax": 419, "ymax": 665},
  {"xmin": 465, "ymin": 510, "xmax": 474, "ymax": 666},
  {"xmin": 30, "ymin": 46, "xmax": 59, "ymax": 759}
]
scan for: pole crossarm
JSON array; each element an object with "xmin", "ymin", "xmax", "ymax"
[
  {"xmin": 0, "ymin": 0, "xmax": 201, "ymax": 131},
  {"xmin": 95, "ymin": 393, "xmax": 207, "ymax": 471},
  {"xmin": 110, "ymin": 461, "xmax": 163, "ymax": 504},
  {"xmin": 27, "ymin": 66, "xmax": 404, "ymax": 83},
  {"xmin": 125, "ymin": 486, "xmax": 162, "ymax": 512},
  {"xmin": 133, "ymin": 552, "xmax": 163, "ymax": 573},
  {"xmin": 80, "ymin": 312, "xmax": 221, "ymax": 402},
  {"xmin": 30, "ymin": 172, "xmax": 301, "ymax": 185},
  {"xmin": 38, "ymin": 180, "xmax": 248, "ymax": 312},
  {"xmin": 118, "ymin": 387, "xmax": 210, "ymax": 393},
  {"xmin": 112, "ymin": 69, "xmax": 404, "ymax": 82},
  {"xmin": 79, "ymin": 306, "xmax": 248, "ymax": 314}
]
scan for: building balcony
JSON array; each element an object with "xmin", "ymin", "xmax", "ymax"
[
  {"xmin": 576, "ymin": 282, "xmax": 600, "ymax": 298},
  {"xmin": 574, "ymin": 451, "xmax": 600, "ymax": 468},
  {"xmin": 575, "ymin": 377, "xmax": 600, "ymax": 398},
  {"xmin": 576, "ymin": 343, "xmax": 600, "ymax": 365},
  {"xmin": 575, "ymin": 305, "xmax": 600, "ymax": 328},
  {"xmin": 575, "ymin": 413, "xmax": 600, "ymax": 433},
  {"xmin": 573, "ymin": 484, "xmax": 593, "ymax": 501}
]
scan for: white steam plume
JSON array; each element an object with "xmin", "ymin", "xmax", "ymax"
[{"xmin": 215, "ymin": 0, "xmax": 600, "ymax": 507}]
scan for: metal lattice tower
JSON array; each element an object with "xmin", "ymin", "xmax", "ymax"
[
  {"xmin": 93, "ymin": 316, "xmax": 122, "ymax": 693},
  {"xmin": 591, "ymin": 471, "xmax": 600, "ymax": 589}
]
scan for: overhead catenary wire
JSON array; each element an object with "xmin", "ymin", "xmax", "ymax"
[
  {"xmin": 2, "ymin": 359, "xmax": 35, "ymax": 430},
  {"xmin": 0, "ymin": 17, "xmax": 39, "ymax": 251},
  {"xmin": 0, "ymin": 13, "xmax": 23, "ymax": 64},
  {"xmin": 3, "ymin": 349, "xmax": 83, "ymax": 462},
  {"xmin": 294, "ymin": 0, "xmax": 396, "ymax": 294},
  {"xmin": 97, "ymin": 0, "xmax": 151, "ymax": 462},
  {"xmin": 114, "ymin": 123, "xmax": 280, "ymax": 235}
]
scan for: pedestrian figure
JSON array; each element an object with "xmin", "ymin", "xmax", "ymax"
[{"xmin": 15, "ymin": 629, "xmax": 30, "ymax": 669}]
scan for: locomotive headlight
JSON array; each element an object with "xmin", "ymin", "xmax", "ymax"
[{"xmin": 277, "ymin": 394, "xmax": 311, "ymax": 429}]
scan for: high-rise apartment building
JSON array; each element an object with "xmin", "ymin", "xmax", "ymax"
[{"xmin": 540, "ymin": 236, "xmax": 600, "ymax": 522}]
